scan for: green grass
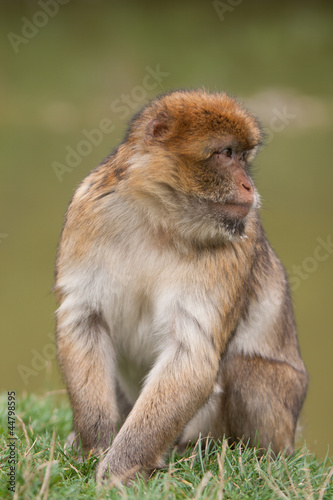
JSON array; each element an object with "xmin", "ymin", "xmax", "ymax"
[{"xmin": 0, "ymin": 393, "xmax": 332, "ymax": 499}]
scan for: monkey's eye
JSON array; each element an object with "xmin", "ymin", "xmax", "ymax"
[
  {"xmin": 222, "ymin": 147, "xmax": 233, "ymax": 158},
  {"xmin": 211, "ymin": 147, "xmax": 233, "ymax": 158},
  {"xmin": 240, "ymin": 151, "xmax": 248, "ymax": 162}
]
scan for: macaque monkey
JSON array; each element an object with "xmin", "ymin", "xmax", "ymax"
[{"xmin": 55, "ymin": 89, "xmax": 308, "ymax": 484}]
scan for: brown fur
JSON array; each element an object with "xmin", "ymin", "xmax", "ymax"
[
  {"xmin": 217, "ymin": 353, "xmax": 308, "ymax": 454},
  {"xmin": 55, "ymin": 89, "xmax": 307, "ymax": 484}
]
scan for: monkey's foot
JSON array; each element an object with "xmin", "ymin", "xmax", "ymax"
[{"xmin": 97, "ymin": 449, "xmax": 166, "ymax": 486}]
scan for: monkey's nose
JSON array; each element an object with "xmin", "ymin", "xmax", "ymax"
[
  {"xmin": 241, "ymin": 181, "xmax": 252, "ymax": 192},
  {"xmin": 239, "ymin": 184, "xmax": 254, "ymax": 206},
  {"xmin": 236, "ymin": 173, "xmax": 254, "ymax": 206}
]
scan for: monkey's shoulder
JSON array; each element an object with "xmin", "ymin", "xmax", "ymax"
[{"xmin": 71, "ymin": 155, "xmax": 125, "ymax": 204}]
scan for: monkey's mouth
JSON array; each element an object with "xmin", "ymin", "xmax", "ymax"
[
  {"xmin": 222, "ymin": 202, "xmax": 252, "ymax": 218},
  {"xmin": 206, "ymin": 200, "xmax": 252, "ymax": 219}
]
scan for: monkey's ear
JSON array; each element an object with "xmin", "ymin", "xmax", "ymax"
[{"xmin": 145, "ymin": 111, "xmax": 171, "ymax": 144}]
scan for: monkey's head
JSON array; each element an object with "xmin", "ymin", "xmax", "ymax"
[{"xmin": 124, "ymin": 90, "xmax": 262, "ymax": 246}]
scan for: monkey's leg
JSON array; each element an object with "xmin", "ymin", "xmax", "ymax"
[
  {"xmin": 218, "ymin": 354, "xmax": 308, "ymax": 454},
  {"xmin": 56, "ymin": 309, "xmax": 120, "ymax": 455},
  {"xmin": 97, "ymin": 343, "xmax": 219, "ymax": 483}
]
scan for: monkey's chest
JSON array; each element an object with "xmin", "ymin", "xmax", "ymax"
[
  {"xmin": 113, "ymin": 300, "xmax": 156, "ymax": 403},
  {"xmin": 105, "ymin": 286, "xmax": 157, "ymax": 401}
]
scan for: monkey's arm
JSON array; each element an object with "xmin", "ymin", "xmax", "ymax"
[
  {"xmin": 97, "ymin": 334, "xmax": 220, "ymax": 484},
  {"xmin": 56, "ymin": 303, "xmax": 121, "ymax": 454}
]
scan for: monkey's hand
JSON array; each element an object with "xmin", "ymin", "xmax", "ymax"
[{"xmin": 96, "ymin": 341, "xmax": 219, "ymax": 485}]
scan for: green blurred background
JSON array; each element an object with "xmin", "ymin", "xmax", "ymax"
[{"xmin": 1, "ymin": 0, "xmax": 332, "ymax": 458}]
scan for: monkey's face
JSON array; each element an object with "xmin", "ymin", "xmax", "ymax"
[
  {"xmin": 132, "ymin": 90, "xmax": 262, "ymax": 243},
  {"xmin": 185, "ymin": 137, "xmax": 260, "ymax": 238},
  {"xmin": 156, "ymin": 140, "xmax": 259, "ymax": 243}
]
